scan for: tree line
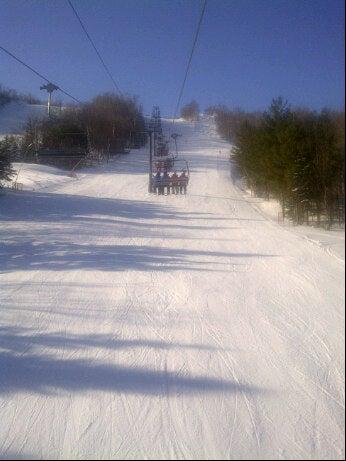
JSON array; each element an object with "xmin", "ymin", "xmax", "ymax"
[
  {"xmin": 22, "ymin": 93, "xmax": 146, "ymax": 157},
  {"xmin": 0, "ymin": 92, "xmax": 147, "ymax": 185},
  {"xmin": 0, "ymin": 84, "xmax": 42, "ymax": 107},
  {"xmin": 210, "ymin": 98, "xmax": 345, "ymax": 228},
  {"xmin": 181, "ymin": 100, "xmax": 199, "ymax": 121}
]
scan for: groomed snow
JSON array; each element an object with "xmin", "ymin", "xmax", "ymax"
[
  {"xmin": 230, "ymin": 156, "xmax": 345, "ymax": 262},
  {"xmin": 0, "ymin": 117, "xmax": 344, "ymax": 460},
  {"xmin": 6, "ymin": 162, "xmax": 76, "ymax": 191},
  {"xmin": 5, "ymin": 162, "xmax": 75, "ymax": 191}
]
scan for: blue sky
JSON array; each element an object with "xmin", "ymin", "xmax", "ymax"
[{"xmin": 1, "ymin": 0, "xmax": 344, "ymax": 115}]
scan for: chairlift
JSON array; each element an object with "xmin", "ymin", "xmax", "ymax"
[
  {"xmin": 153, "ymin": 157, "xmax": 174, "ymax": 172},
  {"xmin": 171, "ymin": 132, "xmax": 181, "ymax": 159},
  {"xmin": 154, "ymin": 139, "xmax": 170, "ymax": 157},
  {"xmin": 153, "ymin": 136, "xmax": 175, "ymax": 170},
  {"xmin": 151, "ymin": 159, "xmax": 190, "ymax": 195},
  {"xmin": 123, "ymin": 141, "xmax": 131, "ymax": 154}
]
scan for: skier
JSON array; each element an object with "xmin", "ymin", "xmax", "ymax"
[
  {"xmin": 153, "ymin": 171, "xmax": 161, "ymax": 194},
  {"xmin": 171, "ymin": 171, "xmax": 179, "ymax": 194},
  {"xmin": 179, "ymin": 170, "xmax": 188, "ymax": 194},
  {"xmin": 162, "ymin": 170, "xmax": 170, "ymax": 195}
]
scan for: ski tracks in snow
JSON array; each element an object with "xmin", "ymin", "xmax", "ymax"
[{"xmin": 0, "ymin": 117, "xmax": 344, "ymax": 459}]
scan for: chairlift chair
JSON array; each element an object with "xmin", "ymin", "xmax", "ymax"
[
  {"xmin": 123, "ymin": 141, "xmax": 131, "ymax": 154},
  {"xmin": 151, "ymin": 159, "xmax": 190, "ymax": 195}
]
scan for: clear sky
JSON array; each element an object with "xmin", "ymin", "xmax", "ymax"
[{"xmin": 1, "ymin": 0, "xmax": 345, "ymax": 115}]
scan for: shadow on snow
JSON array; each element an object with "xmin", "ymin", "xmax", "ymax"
[
  {"xmin": 0, "ymin": 327, "xmax": 268, "ymax": 397},
  {"xmin": 0, "ymin": 240, "xmax": 276, "ymax": 273},
  {"xmin": 0, "ymin": 190, "xmax": 277, "ymax": 273}
]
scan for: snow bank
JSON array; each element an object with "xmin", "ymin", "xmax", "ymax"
[
  {"xmin": 230, "ymin": 161, "xmax": 345, "ymax": 262},
  {"xmin": 10, "ymin": 162, "xmax": 75, "ymax": 191},
  {"xmin": 250, "ymin": 195, "xmax": 344, "ymax": 262}
]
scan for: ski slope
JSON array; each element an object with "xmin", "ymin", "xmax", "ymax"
[
  {"xmin": 0, "ymin": 118, "xmax": 344, "ymax": 460},
  {"xmin": 6, "ymin": 163, "xmax": 76, "ymax": 191}
]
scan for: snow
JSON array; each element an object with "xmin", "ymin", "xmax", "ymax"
[
  {"xmin": 6, "ymin": 162, "xmax": 76, "ymax": 191},
  {"xmin": 0, "ymin": 101, "xmax": 47, "ymax": 139},
  {"xmin": 231, "ymin": 162, "xmax": 345, "ymax": 262},
  {"xmin": 0, "ymin": 117, "xmax": 344, "ymax": 460}
]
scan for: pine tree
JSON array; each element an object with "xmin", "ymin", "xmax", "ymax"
[
  {"xmin": 217, "ymin": 98, "xmax": 344, "ymax": 227},
  {"xmin": 0, "ymin": 137, "xmax": 15, "ymax": 187}
]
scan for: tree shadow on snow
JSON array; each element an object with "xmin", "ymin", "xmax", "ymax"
[
  {"xmin": 0, "ymin": 190, "xmax": 181, "ymax": 223},
  {"xmin": 0, "ymin": 326, "xmax": 224, "ymax": 354},
  {"xmin": 0, "ymin": 190, "xmax": 278, "ymax": 273},
  {"xmin": 0, "ymin": 240, "xmax": 276, "ymax": 273},
  {"xmin": 0, "ymin": 190, "xmax": 240, "ymax": 232},
  {"xmin": 0, "ymin": 327, "xmax": 268, "ymax": 397}
]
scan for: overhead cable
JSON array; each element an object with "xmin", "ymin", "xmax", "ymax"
[
  {"xmin": 0, "ymin": 44, "xmax": 82, "ymax": 103},
  {"xmin": 67, "ymin": 0, "xmax": 122, "ymax": 94},
  {"xmin": 172, "ymin": 0, "xmax": 207, "ymax": 124}
]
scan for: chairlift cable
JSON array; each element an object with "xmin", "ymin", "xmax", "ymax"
[
  {"xmin": 0, "ymin": 45, "xmax": 82, "ymax": 104},
  {"xmin": 67, "ymin": 0, "xmax": 122, "ymax": 95},
  {"xmin": 172, "ymin": 0, "xmax": 207, "ymax": 125}
]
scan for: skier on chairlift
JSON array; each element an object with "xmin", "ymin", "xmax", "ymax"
[
  {"xmin": 179, "ymin": 169, "xmax": 187, "ymax": 194},
  {"xmin": 153, "ymin": 170, "xmax": 161, "ymax": 194},
  {"xmin": 171, "ymin": 171, "xmax": 179, "ymax": 194},
  {"xmin": 162, "ymin": 170, "xmax": 170, "ymax": 195}
]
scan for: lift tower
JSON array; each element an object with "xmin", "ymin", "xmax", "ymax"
[{"xmin": 40, "ymin": 82, "xmax": 59, "ymax": 117}]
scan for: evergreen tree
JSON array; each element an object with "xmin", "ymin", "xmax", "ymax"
[
  {"xmin": 227, "ymin": 97, "xmax": 345, "ymax": 227},
  {"xmin": 0, "ymin": 137, "xmax": 15, "ymax": 187}
]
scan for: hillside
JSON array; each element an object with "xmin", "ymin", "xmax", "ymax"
[{"xmin": 0, "ymin": 117, "xmax": 344, "ymax": 459}]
